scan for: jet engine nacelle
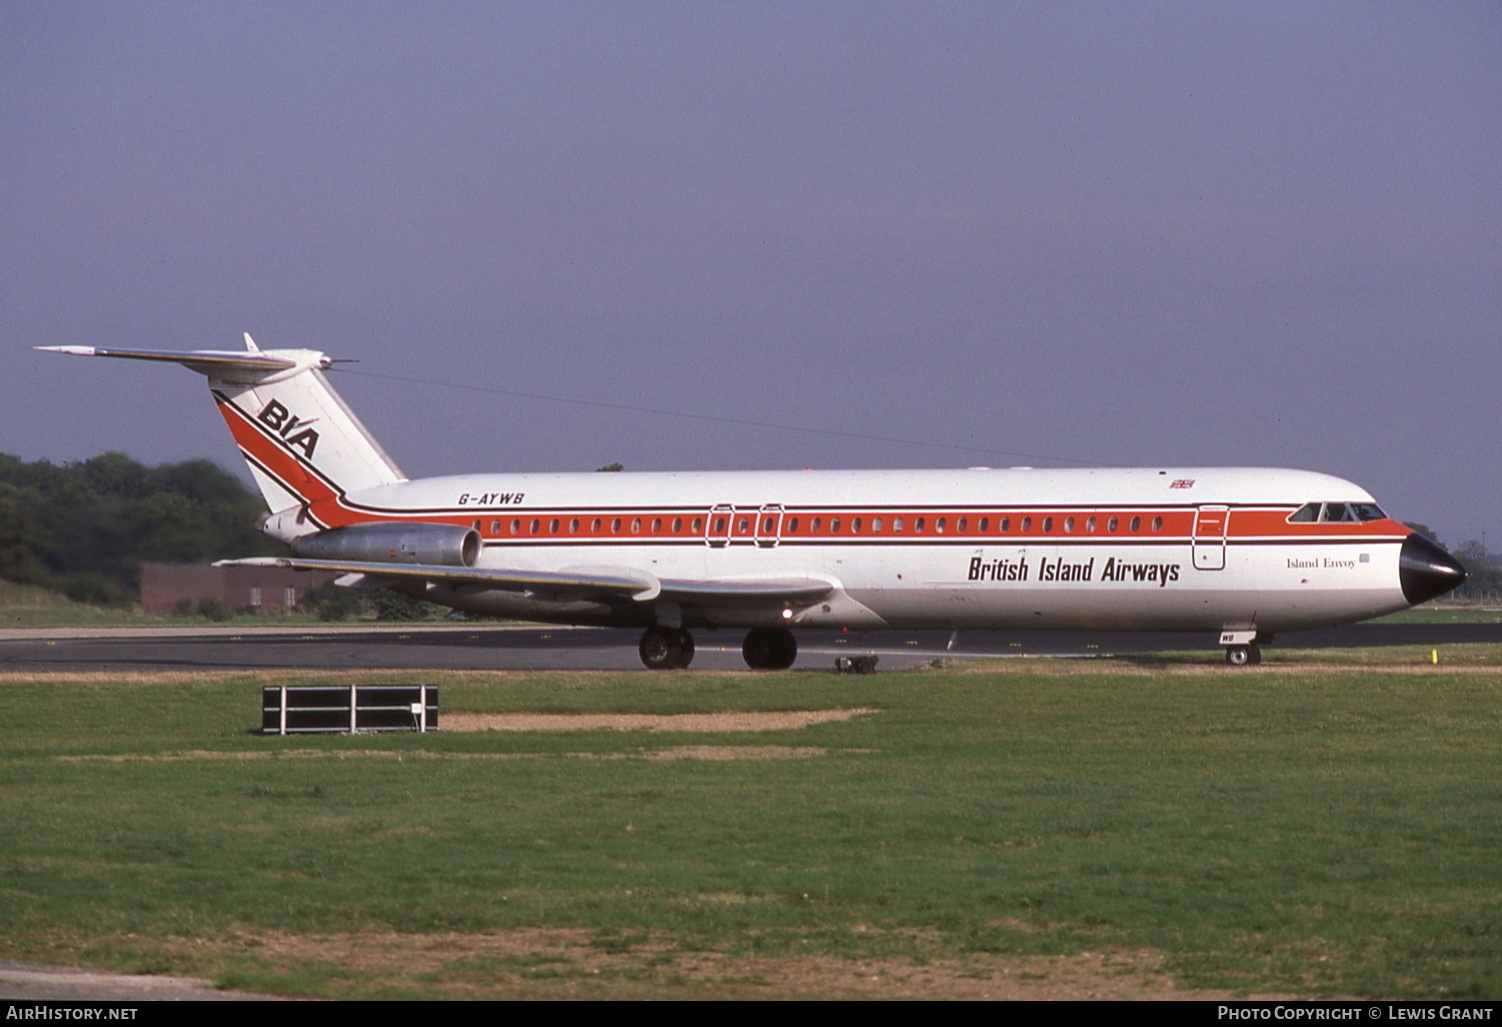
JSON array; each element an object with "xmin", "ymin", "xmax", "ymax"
[{"xmin": 292, "ymin": 522, "xmax": 480, "ymax": 567}]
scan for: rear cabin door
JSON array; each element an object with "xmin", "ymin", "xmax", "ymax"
[
  {"xmin": 1192, "ymin": 505, "xmax": 1230, "ymax": 571},
  {"xmin": 706, "ymin": 504, "xmax": 734, "ymax": 548}
]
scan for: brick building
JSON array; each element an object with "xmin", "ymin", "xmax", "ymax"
[{"xmin": 140, "ymin": 563, "xmax": 338, "ymax": 615}]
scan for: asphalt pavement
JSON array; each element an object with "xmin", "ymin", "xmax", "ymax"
[{"xmin": 0, "ymin": 621, "xmax": 1497, "ymax": 673}]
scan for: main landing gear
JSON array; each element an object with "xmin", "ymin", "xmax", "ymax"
[
  {"xmin": 638, "ymin": 626, "xmax": 695, "ymax": 670},
  {"xmin": 636, "ymin": 626, "xmax": 798, "ymax": 671},
  {"xmin": 741, "ymin": 628, "xmax": 798, "ymax": 671}
]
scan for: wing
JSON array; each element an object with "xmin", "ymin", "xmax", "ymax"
[{"xmin": 217, "ymin": 557, "xmax": 834, "ymax": 607}]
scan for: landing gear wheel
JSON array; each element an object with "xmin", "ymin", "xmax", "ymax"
[
  {"xmin": 1225, "ymin": 644, "xmax": 1261, "ymax": 666},
  {"xmin": 639, "ymin": 626, "xmax": 694, "ymax": 670},
  {"xmin": 742, "ymin": 628, "xmax": 797, "ymax": 670}
]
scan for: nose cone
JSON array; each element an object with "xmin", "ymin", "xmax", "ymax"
[{"xmin": 1399, "ymin": 532, "xmax": 1468, "ymax": 605}]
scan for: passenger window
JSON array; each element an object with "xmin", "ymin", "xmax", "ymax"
[
  {"xmin": 1000, "ymin": 517, "xmax": 1009, "ymax": 532},
  {"xmin": 852, "ymin": 517, "xmax": 862, "ymax": 533},
  {"xmin": 893, "ymin": 517, "xmax": 903, "ymax": 532},
  {"xmin": 957, "ymin": 517, "xmax": 968, "ymax": 532},
  {"xmin": 490, "ymin": 520, "xmax": 501, "ymax": 534},
  {"xmin": 611, "ymin": 518, "xmax": 622, "ymax": 533},
  {"xmin": 736, "ymin": 516, "xmax": 750, "ymax": 534},
  {"xmin": 631, "ymin": 518, "xmax": 642, "ymax": 533},
  {"xmin": 671, "ymin": 517, "xmax": 682, "ymax": 533},
  {"xmin": 787, "ymin": 517, "xmax": 799, "ymax": 533},
  {"xmin": 1021, "ymin": 517, "xmax": 1032, "ymax": 532},
  {"xmin": 591, "ymin": 518, "xmax": 602, "ymax": 533},
  {"xmin": 511, "ymin": 519, "xmax": 522, "ymax": 535},
  {"xmin": 811, "ymin": 517, "xmax": 822, "ymax": 532},
  {"xmin": 549, "ymin": 518, "xmax": 560, "ymax": 534},
  {"xmin": 871, "ymin": 517, "xmax": 883, "ymax": 533},
  {"xmin": 1042, "ymin": 517, "xmax": 1053, "ymax": 532},
  {"xmin": 915, "ymin": 517, "xmax": 925, "ymax": 533},
  {"xmin": 713, "ymin": 517, "xmax": 725, "ymax": 534},
  {"xmin": 692, "ymin": 517, "xmax": 703, "ymax": 532},
  {"xmin": 830, "ymin": 518, "xmax": 841, "ymax": 533},
  {"xmin": 1151, "ymin": 516, "xmax": 1163, "ymax": 532},
  {"xmin": 530, "ymin": 518, "xmax": 541, "ymax": 534},
  {"xmin": 1107, "ymin": 517, "xmax": 1118, "ymax": 532},
  {"xmin": 979, "ymin": 517, "xmax": 989, "ymax": 532},
  {"xmin": 1063, "ymin": 517, "xmax": 1074, "ymax": 533},
  {"xmin": 569, "ymin": 518, "xmax": 579, "ymax": 534},
  {"xmin": 936, "ymin": 517, "xmax": 946, "ymax": 533},
  {"xmin": 651, "ymin": 517, "xmax": 662, "ymax": 533},
  {"xmin": 1130, "ymin": 516, "xmax": 1141, "ymax": 532},
  {"xmin": 1086, "ymin": 517, "xmax": 1096, "ymax": 533}
]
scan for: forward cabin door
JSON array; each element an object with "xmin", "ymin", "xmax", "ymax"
[
  {"xmin": 1192, "ymin": 505, "xmax": 1230, "ymax": 570},
  {"xmin": 755, "ymin": 504, "xmax": 784, "ymax": 548}
]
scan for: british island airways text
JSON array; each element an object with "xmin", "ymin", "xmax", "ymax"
[{"xmin": 969, "ymin": 556, "xmax": 1182, "ymax": 586}]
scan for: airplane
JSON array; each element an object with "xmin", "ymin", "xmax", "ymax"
[{"xmin": 40, "ymin": 336, "xmax": 1467, "ymax": 669}]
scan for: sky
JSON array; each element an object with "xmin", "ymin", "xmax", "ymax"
[{"xmin": 3, "ymin": 2, "xmax": 1498, "ymax": 548}]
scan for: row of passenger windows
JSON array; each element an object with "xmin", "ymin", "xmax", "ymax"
[
  {"xmin": 474, "ymin": 513, "xmax": 1167, "ymax": 537},
  {"xmin": 1287, "ymin": 502, "xmax": 1387, "ymax": 524}
]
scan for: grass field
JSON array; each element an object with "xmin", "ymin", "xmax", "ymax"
[{"xmin": 1, "ymin": 654, "xmax": 1499, "ymax": 999}]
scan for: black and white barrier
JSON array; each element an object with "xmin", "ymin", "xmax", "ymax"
[{"xmin": 261, "ymin": 685, "xmax": 438, "ymax": 734}]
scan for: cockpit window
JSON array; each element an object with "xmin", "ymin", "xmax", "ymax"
[{"xmin": 1289, "ymin": 501, "xmax": 1387, "ymax": 524}]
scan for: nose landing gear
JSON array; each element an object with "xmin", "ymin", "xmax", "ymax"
[
  {"xmin": 1220, "ymin": 629, "xmax": 1271, "ymax": 666},
  {"xmin": 1225, "ymin": 644, "xmax": 1261, "ymax": 666}
]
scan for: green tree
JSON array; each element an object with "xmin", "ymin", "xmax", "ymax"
[
  {"xmin": 0, "ymin": 451, "xmax": 283, "ymax": 604},
  {"xmin": 0, "ymin": 487, "xmax": 51, "ymax": 585}
]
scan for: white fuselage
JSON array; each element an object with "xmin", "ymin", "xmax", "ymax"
[{"xmin": 313, "ymin": 465, "xmax": 1410, "ymax": 633}]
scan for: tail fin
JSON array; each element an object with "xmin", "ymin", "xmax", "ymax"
[{"xmin": 39, "ymin": 335, "xmax": 406, "ymax": 532}]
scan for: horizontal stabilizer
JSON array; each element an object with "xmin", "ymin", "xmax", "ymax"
[
  {"xmin": 37, "ymin": 345, "xmax": 298, "ymax": 371},
  {"xmin": 38, "ymin": 339, "xmax": 326, "ymax": 385}
]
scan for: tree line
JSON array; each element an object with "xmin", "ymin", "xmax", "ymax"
[
  {"xmin": 0, "ymin": 451, "xmax": 283, "ymax": 606},
  {"xmin": 2, "ymin": 450, "xmax": 1498, "ymax": 607}
]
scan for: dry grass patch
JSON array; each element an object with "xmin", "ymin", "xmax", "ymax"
[
  {"xmin": 73, "ymin": 927, "xmax": 1288, "ymax": 1000},
  {"xmin": 55, "ymin": 746, "xmax": 833, "ymax": 763},
  {"xmin": 443, "ymin": 709, "xmax": 876, "ymax": 732}
]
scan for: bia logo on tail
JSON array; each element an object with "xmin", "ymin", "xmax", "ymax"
[{"xmin": 257, "ymin": 399, "xmax": 320, "ymax": 458}]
